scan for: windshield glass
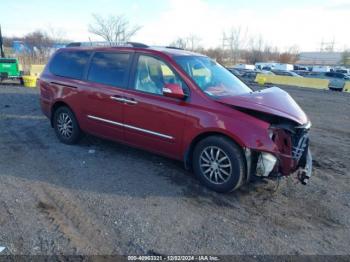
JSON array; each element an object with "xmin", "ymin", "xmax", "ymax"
[{"xmin": 174, "ymin": 56, "xmax": 252, "ymax": 97}]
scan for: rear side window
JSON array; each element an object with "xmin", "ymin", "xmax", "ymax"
[
  {"xmin": 49, "ymin": 51, "xmax": 91, "ymax": 79},
  {"xmin": 87, "ymin": 52, "xmax": 130, "ymax": 87}
]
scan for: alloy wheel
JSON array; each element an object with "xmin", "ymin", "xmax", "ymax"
[
  {"xmin": 57, "ymin": 113, "xmax": 73, "ymax": 138},
  {"xmin": 199, "ymin": 146, "xmax": 232, "ymax": 185}
]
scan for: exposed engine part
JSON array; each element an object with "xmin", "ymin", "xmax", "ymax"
[
  {"xmin": 256, "ymin": 152, "xmax": 277, "ymax": 177},
  {"xmin": 245, "ymin": 148, "xmax": 252, "ymax": 182},
  {"xmin": 297, "ymin": 149, "xmax": 312, "ymax": 185},
  {"xmin": 291, "ymin": 129, "xmax": 309, "ymax": 161}
]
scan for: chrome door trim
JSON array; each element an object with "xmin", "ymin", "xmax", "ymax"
[
  {"xmin": 87, "ymin": 115, "xmax": 174, "ymax": 140},
  {"xmin": 123, "ymin": 98, "xmax": 138, "ymax": 105},
  {"xmin": 110, "ymin": 96, "xmax": 126, "ymax": 103},
  {"xmin": 87, "ymin": 115, "xmax": 124, "ymax": 127}
]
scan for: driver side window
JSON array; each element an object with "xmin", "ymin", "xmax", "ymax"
[{"xmin": 134, "ymin": 55, "xmax": 187, "ymax": 95}]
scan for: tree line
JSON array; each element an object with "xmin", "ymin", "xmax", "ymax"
[{"xmin": 3, "ymin": 14, "xmax": 349, "ymax": 67}]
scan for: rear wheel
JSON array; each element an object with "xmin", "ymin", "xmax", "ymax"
[
  {"xmin": 193, "ymin": 136, "xmax": 246, "ymax": 193},
  {"xmin": 53, "ymin": 106, "xmax": 81, "ymax": 144}
]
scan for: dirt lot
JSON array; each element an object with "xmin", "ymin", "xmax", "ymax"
[{"xmin": 0, "ymin": 83, "xmax": 349, "ymax": 256}]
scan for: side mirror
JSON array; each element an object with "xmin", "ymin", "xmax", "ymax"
[{"xmin": 163, "ymin": 83, "xmax": 186, "ymax": 99}]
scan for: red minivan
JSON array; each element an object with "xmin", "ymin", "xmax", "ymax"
[{"xmin": 39, "ymin": 43, "xmax": 312, "ymax": 193}]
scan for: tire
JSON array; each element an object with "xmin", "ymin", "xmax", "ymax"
[
  {"xmin": 53, "ymin": 106, "xmax": 81, "ymax": 145},
  {"xmin": 193, "ymin": 136, "xmax": 246, "ymax": 193}
]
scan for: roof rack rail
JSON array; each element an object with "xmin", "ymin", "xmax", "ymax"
[
  {"xmin": 165, "ymin": 46, "xmax": 184, "ymax": 50},
  {"xmin": 66, "ymin": 42, "xmax": 82, "ymax": 47},
  {"xmin": 127, "ymin": 42, "xmax": 149, "ymax": 48},
  {"xmin": 65, "ymin": 41, "xmax": 149, "ymax": 48}
]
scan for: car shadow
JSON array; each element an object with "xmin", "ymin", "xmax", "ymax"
[{"xmin": 0, "ymin": 90, "xmax": 282, "ymax": 206}]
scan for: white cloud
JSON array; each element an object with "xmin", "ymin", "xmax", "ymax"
[
  {"xmin": 133, "ymin": 0, "xmax": 349, "ymax": 51},
  {"xmin": 5, "ymin": 0, "xmax": 349, "ymax": 51}
]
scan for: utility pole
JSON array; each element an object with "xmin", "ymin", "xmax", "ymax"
[{"xmin": 0, "ymin": 24, "xmax": 5, "ymax": 57}]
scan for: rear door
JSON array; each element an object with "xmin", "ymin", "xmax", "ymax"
[
  {"xmin": 78, "ymin": 51, "xmax": 133, "ymax": 141},
  {"xmin": 122, "ymin": 54, "xmax": 189, "ymax": 158}
]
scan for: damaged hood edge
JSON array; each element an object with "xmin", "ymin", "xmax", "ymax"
[{"xmin": 216, "ymin": 87, "xmax": 309, "ymax": 125}]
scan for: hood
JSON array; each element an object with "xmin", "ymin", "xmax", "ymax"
[{"xmin": 216, "ymin": 87, "xmax": 308, "ymax": 125}]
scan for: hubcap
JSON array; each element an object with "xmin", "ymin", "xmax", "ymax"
[
  {"xmin": 57, "ymin": 113, "xmax": 73, "ymax": 138},
  {"xmin": 199, "ymin": 146, "xmax": 232, "ymax": 185}
]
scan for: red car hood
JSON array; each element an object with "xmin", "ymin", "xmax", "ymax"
[{"xmin": 216, "ymin": 87, "xmax": 308, "ymax": 125}]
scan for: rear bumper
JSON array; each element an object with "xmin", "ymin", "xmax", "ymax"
[{"xmin": 40, "ymin": 98, "xmax": 51, "ymax": 119}]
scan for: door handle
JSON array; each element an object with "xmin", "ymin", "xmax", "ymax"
[
  {"xmin": 110, "ymin": 96, "xmax": 138, "ymax": 105},
  {"xmin": 110, "ymin": 96, "xmax": 126, "ymax": 103},
  {"xmin": 123, "ymin": 98, "xmax": 138, "ymax": 105}
]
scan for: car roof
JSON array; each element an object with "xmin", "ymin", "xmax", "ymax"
[{"xmin": 60, "ymin": 45, "xmax": 204, "ymax": 58}]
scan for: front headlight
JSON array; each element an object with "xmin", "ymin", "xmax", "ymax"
[{"xmin": 256, "ymin": 152, "xmax": 277, "ymax": 177}]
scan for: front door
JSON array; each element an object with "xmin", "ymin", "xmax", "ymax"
[{"xmin": 122, "ymin": 54, "xmax": 189, "ymax": 158}]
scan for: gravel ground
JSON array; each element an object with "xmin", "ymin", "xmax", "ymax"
[{"xmin": 0, "ymin": 82, "xmax": 349, "ymax": 256}]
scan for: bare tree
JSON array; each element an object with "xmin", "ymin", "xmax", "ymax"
[
  {"xmin": 46, "ymin": 25, "xmax": 68, "ymax": 43},
  {"xmin": 278, "ymin": 45, "xmax": 299, "ymax": 64},
  {"xmin": 88, "ymin": 14, "xmax": 141, "ymax": 45},
  {"xmin": 222, "ymin": 26, "xmax": 248, "ymax": 65},
  {"xmin": 169, "ymin": 35, "xmax": 201, "ymax": 51},
  {"xmin": 169, "ymin": 37, "xmax": 188, "ymax": 49},
  {"xmin": 24, "ymin": 30, "xmax": 53, "ymax": 57},
  {"xmin": 187, "ymin": 34, "xmax": 201, "ymax": 51},
  {"xmin": 202, "ymin": 48, "xmax": 228, "ymax": 65},
  {"xmin": 341, "ymin": 49, "xmax": 350, "ymax": 66},
  {"xmin": 245, "ymin": 35, "xmax": 265, "ymax": 64}
]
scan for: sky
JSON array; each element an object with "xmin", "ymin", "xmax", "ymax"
[{"xmin": 1, "ymin": 0, "xmax": 349, "ymax": 52}]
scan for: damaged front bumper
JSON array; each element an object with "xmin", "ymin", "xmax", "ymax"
[
  {"xmin": 246, "ymin": 121, "xmax": 313, "ymax": 184},
  {"xmin": 248, "ymin": 148, "xmax": 313, "ymax": 184}
]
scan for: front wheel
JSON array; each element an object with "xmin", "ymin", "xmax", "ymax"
[
  {"xmin": 53, "ymin": 106, "xmax": 81, "ymax": 145},
  {"xmin": 193, "ymin": 136, "xmax": 246, "ymax": 193}
]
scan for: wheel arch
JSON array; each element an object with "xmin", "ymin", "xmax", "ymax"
[
  {"xmin": 50, "ymin": 101, "xmax": 74, "ymax": 127},
  {"xmin": 183, "ymin": 131, "xmax": 246, "ymax": 170}
]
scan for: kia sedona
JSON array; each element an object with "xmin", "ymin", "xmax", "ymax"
[{"xmin": 39, "ymin": 42, "xmax": 312, "ymax": 193}]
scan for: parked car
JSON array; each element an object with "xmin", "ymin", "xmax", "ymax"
[
  {"xmin": 39, "ymin": 43, "xmax": 312, "ymax": 193},
  {"xmin": 239, "ymin": 69, "xmax": 274, "ymax": 81},
  {"xmin": 292, "ymin": 70, "xmax": 311, "ymax": 77},
  {"xmin": 306, "ymin": 72, "xmax": 349, "ymax": 91},
  {"xmin": 294, "ymin": 65, "xmax": 309, "ymax": 71},
  {"xmin": 233, "ymin": 64, "xmax": 255, "ymax": 70},
  {"xmin": 0, "ymin": 58, "xmax": 23, "ymax": 83},
  {"xmin": 226, "ymin": 67, "xmax": 242, "ymax": 77},
  {"xmin": 273, "ymin": 63, "xmax": 293, "ymax": 71},
  {"xmin": 272, "ymin": 70, "xmax": 302, "ymax": 77},
  {"xmin": 335, "ymin": 68, "xmax": 350, "ymax": 74}
]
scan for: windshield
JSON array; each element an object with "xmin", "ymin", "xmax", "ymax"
[{"xmin": 174, "ymin": 56, "xmax": 252, "ymax": 97}]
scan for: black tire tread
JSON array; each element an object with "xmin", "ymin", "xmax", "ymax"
[{"xmin": 192, "ymin": 135, "xmax": 246, "ymax": 193}]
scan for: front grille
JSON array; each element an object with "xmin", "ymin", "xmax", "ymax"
[{"xmin": 291, "ymin": 128, "xmax": 309, "ymax": 161}]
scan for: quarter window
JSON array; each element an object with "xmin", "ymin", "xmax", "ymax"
[
  {"xmin": 49, "ymin": 51, "xmax": 91, "ymax": 79},
  {"xmin": 134, "ymin": 55, "xmax": 187, "ymax": 95},
  {"xmin": 87, "ymin": 52, "xmax": 130, "ymax": 87}
]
